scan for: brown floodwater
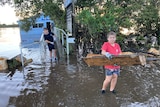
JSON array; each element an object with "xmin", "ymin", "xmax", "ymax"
[
  {"xmin": 0, "ymin": 28, "xmax": 160, "ymax": 107},
  {"xmin": 0, "ymin": 55, "xmax": 160, "ymax": 107}
]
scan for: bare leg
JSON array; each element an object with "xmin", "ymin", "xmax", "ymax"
[
  {"xmin": 53, "ymin": 49, "xmax": 56, "ymax": 58},
  {"xmin": 50, "ymin": 51, "xmax": 52, "ymax": 59},
  {"xmin": 102, "ymin": 75, "xmax": 112, "ymax": 90},
  {"xmin": 110, "ymin": 74, "xmax": 118, "ymax": 91}
]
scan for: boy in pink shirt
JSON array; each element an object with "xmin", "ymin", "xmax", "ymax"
[{"xmin": 101, "ymin": 31, "xmax": 122, "ymax": 94}]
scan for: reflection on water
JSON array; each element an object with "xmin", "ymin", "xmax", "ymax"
[
  {"xmin": 0, "ymin": 28, "xmax": 20, "ymax": 53},
  {"xmin": 1, "ymin": 55, "xmax": 160, "ymax": 107},
  {"xmin": 0, "ymin": 27, "xmax": 20, "ymax": 44},
  {"xmin": 0, "ymin": 28, "xmax": 160, "ymax": 107}
]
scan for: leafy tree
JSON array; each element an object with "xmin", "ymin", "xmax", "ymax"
[
  {"xmin": 13, "ymin": 0, "xmax": 65, "ymax": 31},
  {"xmin": 0, "ymin": 0, "xmax": 12, "ymax": 5},
  {"xmin": 42, "ymin": 0, "xmax": 65, "ymax": 29},
  {"xmin": 75, "ymin": 0, "xmax": 160, "ymax": 55},
  {"xmin": 136, "ymin": 1, "xmax": 159, "ymax": 36},
  {"xmin": 76, "ymin": 0, "xmax": 97, "ymax": 8},
  {"xmin": 76, "ymin": 1, "xmax": 133, "ymax": 54}
]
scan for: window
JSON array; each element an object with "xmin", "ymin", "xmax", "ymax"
[
  {"xmin": 39, "ymin": 23, "xmax": 43, "ymax": 28},
  {"xmin": 33, "ymin": 24, "xmax": 38, "ymax": 28},
  {"xmin": 32, "ymin": 23, "xmax": 44, "ymax": 28}
]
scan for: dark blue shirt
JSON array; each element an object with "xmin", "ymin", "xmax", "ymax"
[{"xmin": 44, "ymin": 32, "xmax": 54, "ymax": 42}]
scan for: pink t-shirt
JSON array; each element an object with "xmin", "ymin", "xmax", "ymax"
[{"xmin": 101, "ymin": 42, "xmax": 122, "ymax": 69}]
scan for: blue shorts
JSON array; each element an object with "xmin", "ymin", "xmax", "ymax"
[
  {"xmin": 105, "ymin": 69, "xmax": 120, "ymax": 76},
  {"xmin": 48, "ymin": 44, "xmax": 55, "ymax": 51}
]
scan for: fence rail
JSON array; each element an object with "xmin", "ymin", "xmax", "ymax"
[
  {"xmin": 20, "ymin": 27, "xmax": 74, "ymax": 68},
  {"xmin": 54, "ymin": 27, "xmax": 75, "ymax": 55}
]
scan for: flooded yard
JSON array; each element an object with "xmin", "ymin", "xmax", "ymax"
[
  {"xmin": 0, "ymin": 28, "xmax": 160, "ymax": 107},
  {"xmin": 1, "ymin": 56, "xmax": 160, "ymax": 107}
]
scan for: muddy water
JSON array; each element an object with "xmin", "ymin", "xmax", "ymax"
[
  {"xmin": 0, "ymin": 56, "xmax": 160, "ymax": 107},
  {"xmin": 0, "ymin": 28, "xmax": 160, "ymax": 107}
]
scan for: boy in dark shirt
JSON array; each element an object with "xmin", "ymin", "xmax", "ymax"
[{"xmin": 43, "ymin": 28, "xmax": 57, "ymax": 62}]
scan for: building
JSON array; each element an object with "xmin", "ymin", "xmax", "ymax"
[{"xmin": 18, "ymin": 14, "xmax": 54, "ymax": 45}]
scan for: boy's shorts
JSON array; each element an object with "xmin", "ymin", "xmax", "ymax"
[
  {"xmin": 48, "ymin": 44, "xmax": 55, "ymax": 51},
  {"xmin": 105, "ymin": 69, "xmax": 120, "ymax": 76}
]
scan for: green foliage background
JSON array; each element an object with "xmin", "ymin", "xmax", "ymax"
[{"xmin": 75, "ymin": 0, "xmax": 160, "ymax": 53}]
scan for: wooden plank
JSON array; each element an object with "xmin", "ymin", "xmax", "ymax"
[
  {"xmin": 0, "ymin": 57, "xmax": 8, "ymax": 71},
  {"xmin": 83, "ymin": 54, "xmax": 142, "ymax": 66}
]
